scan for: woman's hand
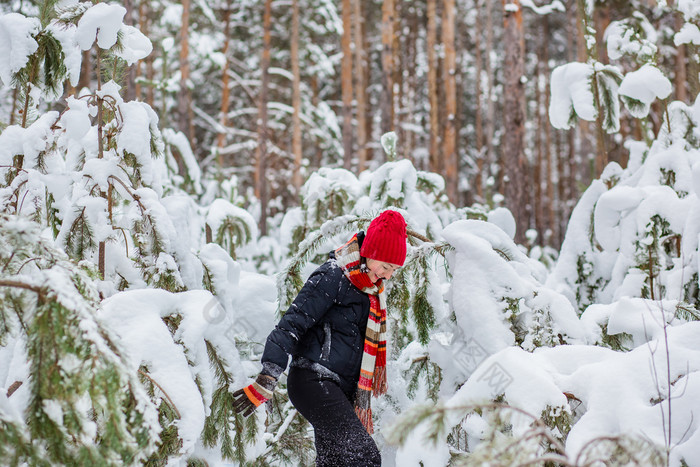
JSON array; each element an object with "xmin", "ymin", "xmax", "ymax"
[{"xmin": 232, "ymin": 374, "xmax": 277, "ymax": 417}]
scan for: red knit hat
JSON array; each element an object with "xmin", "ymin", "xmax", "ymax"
[{"xmin": 360, "ymin": 210, "xmax": 407, "ymax": 266}]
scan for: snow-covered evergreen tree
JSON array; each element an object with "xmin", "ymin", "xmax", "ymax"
[
  {"xmin": 385, "ymin": 5, "xmax": 700, "ymax": 467},
  {"xmin": 0, "ymin": 213, "xmax": 161, "ymax": 465},
  {"xmin": 0, "ymin": 3, "xmax": 264, "ymax": 465}
]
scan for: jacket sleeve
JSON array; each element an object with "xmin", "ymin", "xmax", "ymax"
[{"xmin": 260, "ymin": 260, "xmax": 344, "ymax": 379}]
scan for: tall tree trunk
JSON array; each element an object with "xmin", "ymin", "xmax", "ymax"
[
  {"xmin": 581, "ymin": 4, "xmax": 607, "ymax": 178},
  {"xmin": 560, "ymin": 131, "xmax": 570, "ymax": 246},
  {"xmin": 216, "ymin": 2, "xmax": 232, "ymax": 165},
  {"xmin": 145, "ymin": 5, "xmax": 155, "ymax": 107},
  {"xmin": 96, "ymin": 49, "xmax": 106, "ymax": 278},
  {"xmin": 395, "ymin": 0, "xmax": 405, "ymax": 159},
  {"xmin": 594, "ymin": 2, "xmax": 613, "ymax": 173},
  {"xmin": 571, "ymin": 0, "xmax": 588, "ymax": 201},
  {"xmin": 380, "ymin": 0, "xmax": 395, "ymax": 140},
  {"xmin": 77, "ymin": 50, "xmax": 92, "ymax": 91},
  {"xmin": 575, "ymin": 0, "xmax": 597, "ymax": 186},
  {"xmin": 561, "ymin": 0, "xmax": 576, "ymax": 237},
  {"xmin": 688, "ymin": 44, "xmax": 700, "ymax": 99},
  {"xmin": 353, "ymin": 0, "xmax": 368, "ymax": 172},
  {"xmin": 442, "ymin": 0, "xmax": 458, "ymax": 202},
  {"xmin": 291, "ymin": 0, "xmax": 303, "ymax": 191},
  {"xmin": 674, "ymin": 6, "xmax": 688, "ymax": 103},
  {"xmin": 363, "ymin": 18, "xmax": 374, "ymax": 165},
  {"xmin": 10, "ymin": 87, "xmax": 19, "ymax": 125},
  {"xmin": 394, "ymin": 0, "xmax": 404, "ymax": 157},
  {"xmin": 135, "ymin": 0, "xmax": 148, "ymax": 100},
  {"xmin": 685, "ymin": 43, "xmax": 700, "ymax": 101},
  {"xmin": 427, "ymin": 0, "xmax": 441, "ymax": 174},
  {"xmin": 535, "ymin": 15, "xmax": 549, "ymax": 245},
  {"xmin": 502, "ymin": 0, "xmax": 528, "ymax": 244},
  {"xmin": 179, "ymin": 0, "xmax": 194, "ymax": 142},
  {"xmin": 341, "ymin": 0, "xmax": 354, "ymax": 169},
  {"xmin": 474, "ymin": 0, "xmax": 485, "ymax": 202},
  {"xmin": 311, "ymin": 74, "xmax": 323, "ymax": 170},
  {"xmin": 542, "ymin": 16, "xmax": 555, "ymax": 246},
  {"xmin": 535, "ymin": 51, "xmax": 543, "ymax": 246},
  {"xmin": 123, "ymin": 0, "xmax": 137, "ymax": 101},
  {"xmin": 256, "ymin": 0, "xmax": 273, "ymax": 236},
  {"xmin": 403, "ymin": 6, "xmax": 419, "ymax": 164},
  {"xmin": 594, "ymin": 4, "xmax": 610, "ymax": 64},
  {"xmin": 485, "ymin": 1, "xmax": 497, "ymax": 196}
]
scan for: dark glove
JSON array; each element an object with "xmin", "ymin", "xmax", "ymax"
[{"xmin": 232, "ymin": 374, "xmax": 277, "ymax": 417}]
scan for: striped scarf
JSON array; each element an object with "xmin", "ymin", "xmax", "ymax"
[{"xmin": 335, "ymin": 234, "xmax": 388, "ymax": 434}]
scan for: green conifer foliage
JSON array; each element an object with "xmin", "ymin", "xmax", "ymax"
[
  {"xmin": 201, "ymin": 340, "xmax": 259, "ymax": 463},
  {"xmin": 205, "ymin": 202, "xmax": 254, "ymax": 261},
  {"xmin": 0, "ymin": 214, "xmax": 160, "ymax": 465},
  {"xmin": 279, "ymin": 214, "xmax": 370, "ymax": 314},
  {"xmin": 1, "ymin": 4, "xmax": 252, "ymax": 464},
  {"xmin": 388, "ymin": 401, "xmax": 663, "ymax": 466},
  {"xmin": 0, "ymin": 2, "xmax": 193, "ymax": 291},
  {"xmin": 9, "ymin": 0, "xmax": 66, "ymax": 129},
  {"xmin": 0, "ymin": 418, "xmax": 39, "ymax": 466},
  {"xmin": 287, "ymin": 168, "xmax": 359, "ymax": 259},
  {"xmin": 388, "ymin": 244, "xmax": 447, "ymax": 346}
]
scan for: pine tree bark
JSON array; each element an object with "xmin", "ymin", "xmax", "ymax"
[
  {"xmin": 216, "ymin": 2, "xmax": 232, "ymax": 164},
  {"xmin": 311, "ymin": 75, "xmax": 323, "ymax": 169},
  {"xmin": 585, "ymin": 11, "xmax": 608, "ymax": 178},
  {"xmin": 673, "ymin": 3, "xmax": 688, "ymax": 103},
  {"xmin": 144, "ymin": 2, "xmax": 155, "ymax": 108},
  {"xmin": 535, "ymin": 65, "xmax": 543, "ymax": 245},
  {"xmin": 687, "ymin": 44, "xmax": 700, "ymax": 99},
  {"xmin": 380, "ymin": 0, "xmax": 395, "ymax": 139},
  {"xmin": 394, "ymin": 1, "xmax": 404, "ymax": 158},
  {"xmin": 178, "ymin": 0, "xmax": 194, "ymax": 142},
  {"xmin": 77, "ymin": 50, "xmax": 92, "ymax": 92},
  {"xmin": 291, "ymin": 0, "xmax": 303, "ymax": 191},
  {"xmin": 402, "ymin": 6, "xmax": 418, "ymax": 163},
  {"xmin": 427, "ymin": 0, "xmax": 441, "ymax": 174},
  {"xmin": 557, "ymin": 131, "xmax": 567, "ymax": 246},
  {"xmin": 502, "ymin": 0, "xmax": 528, "ymax": 244},
  {"xmin": 485, "ymin": 1, "xmax": 497, "ymax": 193},
  {"xmin": 341, "ymin": 0, "xmax": 354, "ymax": 170},
  {"xmin": 363, "ymin": 29, "xmax": 373, "ymax": 165},
  {"xmin": 96, "ymin": 49, "xmax": 107, "ymax": 278},
  {"xmin": 353, "ymin": 0, "xmax": 368, "ymax": 172},
  {"xmin": 543, "ymin": 16, "xmax": 555, "ymax": 245},
  {"xmin": 10, "ymin": 87, "xmax": 18, "ymax": 125},
  {"xmin": 594, "ymin": 4, "xmax": 610, "ymax": 64},
  {"xmin": 134, "ymin": 0, "xmax": 148, "ymax": 100},
  {"xmin": 535, "ymin": 16, "xmax": 547, "ymax": 245},
  {"xmin": 442, "ymin": 0, "xmax": 458, "ymax": 202},
  {"xmin": 571, "ymin": 0, "xmax": 587, "ymax": 202},
  {"xmin": 395, "ymin": 0, "xmax": 405, "ymax": 159},
  {"xmin": 474, "ymin": 0, "xmax": 484, "ymax": 202},
  {"xmin": 123, "ymin": 0, "xmax": 137, "ymax": 102},
  {"xmin": 255, "ymin": 0, "xmax": 273, "ymax": 236}
]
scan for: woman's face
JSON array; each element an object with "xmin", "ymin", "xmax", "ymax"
[{"xmin": 365, "ymin": 258, "xmax": 400, "ymax": 283}]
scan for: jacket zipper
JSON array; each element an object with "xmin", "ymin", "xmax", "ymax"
[{"xmin": 320, "ymin": 322, "xmax": 331, "ymax": 361}]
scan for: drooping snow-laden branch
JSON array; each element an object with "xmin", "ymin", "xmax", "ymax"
[
  {"xmin": 0, "ymin": 279, "xmax": 44, "ymax": 296},
  {"xmin": 389, "ymin": 400, "xmax": 664, "ymax": 465},
  {"xmin": 138, "ymin": 368, "xmax": 181, "ymax": 419}
]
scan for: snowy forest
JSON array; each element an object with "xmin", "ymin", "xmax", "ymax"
[{"xmin": 2, "ymin": 0, "xmax": 700, "ymax": 465}]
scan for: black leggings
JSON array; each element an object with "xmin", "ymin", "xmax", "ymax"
[{"xmin": 287, "ymin": 366, "xmax": 381, "ymax": 466}]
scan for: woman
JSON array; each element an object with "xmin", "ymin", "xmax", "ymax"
[{"xmin": 232, "ymin": 210, "xmax": 408, "ymax": 466}]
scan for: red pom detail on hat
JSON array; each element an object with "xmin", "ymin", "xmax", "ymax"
[{"xmin": 360, "ymin": 210, "xmax": 407, "ymax": 266}]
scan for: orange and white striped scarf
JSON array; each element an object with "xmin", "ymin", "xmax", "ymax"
[{"xmin": 335, "ymin": 234, "xmax": 388, "ymax": 434}]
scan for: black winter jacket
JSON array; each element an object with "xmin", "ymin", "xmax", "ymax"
[{"xmin": 260, "ymin": 237, "xmax": 371, "ymax": 396}]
